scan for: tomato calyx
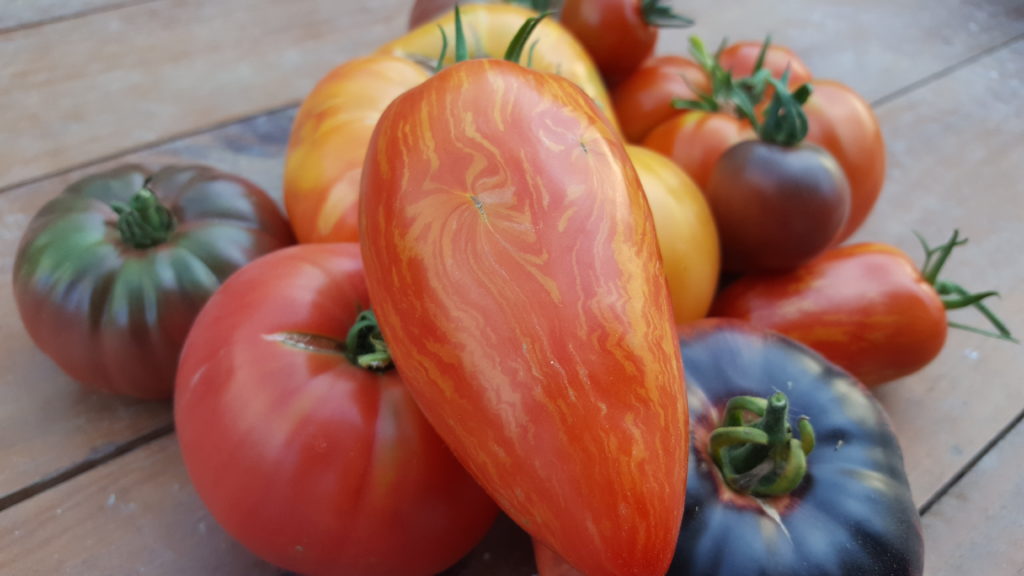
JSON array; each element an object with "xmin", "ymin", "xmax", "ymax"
[
  {"xmin": 709, "ymin": 391, "xmax": 815, "ymax": 497},
  {"xmin": 641, "ymin": 0, "xmax": 694, "ymax": 28},
  {"xmin": 110, "ymin": 182, "xmax": 176, "ymax": 249},
  {"xmin": 345, "ymin": 309, "xmax": 395, "ymax": 370},
  {"xmin": 435, "ymin": 4, "xmax": 550, "ymax": 71},
  {"xmin": 757, "ymin": 73, "xmax": 812, "ymax": 146},
  {"xmin": 916, "ymin": 230, "xmax": 1018, "ymax": 343}
]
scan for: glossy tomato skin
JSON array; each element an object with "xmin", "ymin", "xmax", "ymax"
[
  {"xmin": 13, "ymin": 165, "xmax": 293, "ymax": 399},
  {"xmin": 717, "ymin": 40, "xmax": 812, "ymax": 86},
  {"xmin": 560, "ymin": 0, "xmax": 658, "ymax": 86},
  {"xmin": 712, "ymin": 243, "xmax": 947, "ymax": 386},
  {"xmin": 643, "ymin": 110, "xmax": 755, "ymax": 191},
  {"xmin": 174, "ymin": 243, "xmax": 498, "ymax": 576},
  {"xmin": 705, "ymin": 140, "xmax": 850, "ymax": 273},
  {"xmin": 613, "ymin": 55, "xmax": 711, "ymax": 143},
  {"xmin": 670, "ymin": 320, "xmax": 923, "ymax": 576},
  {"xmin": 627, "ymin": 145, "xmax": 720, "ymax": 323},
  {"xmin": 804, "ymin": 79, "xmax": 886, "ymax": 243},
  {"xmin": 286, "ymin": 3, "xmax": 616, "ymax": 244},
  {"xmin": 361, "ymin": 59, "xmax": 687, "ymax": 576}
]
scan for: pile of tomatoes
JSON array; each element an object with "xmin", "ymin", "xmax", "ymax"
[{"xmin": 12, "ymin": 2, "xmax": 1015, "ymax": 576}]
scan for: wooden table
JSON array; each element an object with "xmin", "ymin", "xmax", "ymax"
[{"xmin": 1, "ymin": 1, "xmax": 1022, "ymax": 574}]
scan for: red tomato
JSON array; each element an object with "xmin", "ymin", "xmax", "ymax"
[
  {"xmin": 642, "ymin": 110, "xmax": 755, "ymax": 191},
  {"xmin": 174, "ymin": 244, "xmax": 498, "ymax": 576},
  {"xmin": 804, "ymin": 79, "xmax": 886, "ymax": 243},
  {"xmin": 560, "ymin": 0, "xmax": 692, "ymax": 86},
  {"xmin": 712, "ymin": 241, "xmax": 954, "ymax": 386},
  {"xmin": 361, "ymin": 58, "xmax": 688, "ymax": 576},
  {"xmin": 717, "ymin": 40, "xmax": 812, "ymax": 86},
  {"xmin": 627, "ymin": 144, "xmax": 720, "ymax": 323},
  {"xmin": 613, "ymin": 55, "xmax": 711, "ymax": 143}
]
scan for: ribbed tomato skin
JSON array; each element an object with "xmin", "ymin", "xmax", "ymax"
[{"xmin": 360, "ymin": 59, "xmax": 688, "ymax": 576}]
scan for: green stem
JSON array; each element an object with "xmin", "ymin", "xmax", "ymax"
[
  {"xmin": 758, "ymin": 73, "xmax": 812, "ymax": 146},
  {"xmin": 709, "ymin": 392, "xmax": 814, "ymax": 497},
  {"xmin": 344, "ymin": 310, "xmax": 394, "ymax": 371},
  {"xmin": 110, "ymin": 185, "xmax": 175, "ymax": 249},
  {"xmin": 913, "ymin": 230, "xmax": 1017, "ymax": 343},
  {"xmin": 641, "ymin": 0, "xmax": 694, "ymax": 28},
  {"xmin": 504, "ymin": 11, "xmax": 551, "ymax": 64}
]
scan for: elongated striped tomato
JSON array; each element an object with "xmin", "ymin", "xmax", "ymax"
[
  {"xmin": 284, "ymin": 3, "xmax": 616, "ymax": 244},
  {"xmin": 360, "ymin": 58, "xmax": 687, "ymax": 576}
]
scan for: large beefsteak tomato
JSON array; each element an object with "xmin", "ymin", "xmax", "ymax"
[
  {"xmin": 284, "ymin": 3, "xmax": 614, "ymax": 243},
  {"xmin": 12, "ymin": 165, "xmax": 293, "ymax": 399},
  {"xmin": 174, "ymin": 243, "xmax": 498, "ymax": 576},
  {"xmin": 360, "ymin": 56, "xmax": 688, "ymax": 576}
]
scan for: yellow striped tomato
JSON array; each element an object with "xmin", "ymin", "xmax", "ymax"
[
  {"xmin": 360, "ymin": 58, "xmax": 687, "ymax": 576},
  {"xmin": 284, "ymin": 3, "xmax": 615, "ymax": 243}
]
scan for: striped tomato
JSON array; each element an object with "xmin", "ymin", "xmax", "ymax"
[
  {"xmin": 360, "ymin": 57, "xmax": 688, "ymax": 576},
  {"xmin": 284, "ymin": 3, "xmax": 614, "ymax": 244}
]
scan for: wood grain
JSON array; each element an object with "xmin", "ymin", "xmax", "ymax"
[
  {"xmin": 922, "ymin": 414, "xmax": 1024, "ymax": 575},
  {"xmin": 0, "ymin": 0, "xmax": 151, "ymax": 32},
  {"xmin": 0, "ymin": 109, "xmax": 293, "ymax": 503},
  {"xmin": 659, "ymin": 0, "xmax": 1024, "ymax": 103},
  {"xmin": 856, "ymin": 37, "xmax": 1024, "ymax": 507},
  {"xmin": 0, "ymin": 0, "xmax": 412, "ymax": 191}
]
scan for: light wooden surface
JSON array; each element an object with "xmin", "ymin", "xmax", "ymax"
[{"xmin": 0, "ymin": 1, "xmax": 1021, "ymax": 574}]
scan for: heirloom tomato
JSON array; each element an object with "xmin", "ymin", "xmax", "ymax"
[
  {"xmin": 284, "ymin": 3, "xmax": 614, "ymax": 243},
  {"xmin": 613, "ymin": 55, "xmax": 710, "ymax": 143},
  {"xmin": 712, "ymin": 231, "xmax": 1016, "ymax": 386},
  {"xmin": 716, "ymin": 40, "xmax": 812, "ymax": 87},
  {"xmin": 559, "ymin": 0, "xmax": 693, "ymax": 86},
  {"xmin": 360, "ymin": 53, "xmax": 687, "ymax": 576},
  {"xmin": 669, "ymin": 320, "xmax": 924, "ymax": 576},
  {"xmin": 803, "ymin": 79, "xmax": 886, "ymax": 243},
  {"xmin": 175, "ymin": 243, "xmax": 498, "ymax": 576},
  {"xmin": 703, "ymin": 78, "xmax": 851, "ymax": 273},
  {"xmin": 532, "ymin": 320, "xmax": 925, "ymax": 576},
  {"xmin": 12, "ymin": 165, "xmax": 292, "ymax": 399},
  {"xmin": 627, "ymin": 144, "xmax": 720, "ymax": 323}
]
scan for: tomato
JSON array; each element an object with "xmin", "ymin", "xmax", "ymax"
[
  {"xmin": 613, "ymin": 55, "xmax": 711, "ymax": 143},
  {"xmin": 642, "ymin": 110, "xmax": 755, "ymax": 191},
  {"xmin": 174, "ymin": 243, "xmax": 498, "ymax": 576},
  {"xmin": 531, "ymin": 320, "xmax": 925, "ymax": 576},
  {"xmin": 705, "ymin": 140, "xmax": 850, "ymax": 272},
  {"xmin": 360, "ymin": 58, "xmax": 688, "ymax": 576},
  {"xmin": 716, "ymin": 40, "xmax": 812, "ymax": 87},
  {"xmin": 668, "ymin": 320, "xmax": 924, "ymax": 576},
  {"xmin": 285, "ymin": 4, "xmax": 614, "ymax": 244},
  {"xmin": 627, "ymin": 145, "xmax": 720, "ymax": 323},
  {"xmin": 803, "ymin": 79, "xmax": 886, "ymax": 243},
  {"xmin": 12, "ymin": 165, "xmax": 293, "ymax": 399},
  {"xmin": 560, "ymin": 0, "xmax": 693, "ymax": 87},
  {"xmin": 712, "ymin": 232, "xmax": 1015, "ymax": 386}
]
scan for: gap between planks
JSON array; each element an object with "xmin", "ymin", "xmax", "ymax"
[
  {"xmin": 0, "ymin": 422, "xmax": 173, "ymax": 513},
  {"xmin": 0, "ymin": 0, "xmax": 162, "ymax": 35}
]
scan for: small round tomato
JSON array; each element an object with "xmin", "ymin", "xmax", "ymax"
[
  {"xmin": 560, "ymin": 0, "xmax": 693, "ymax": 86},
  {"xmin": 175, "ymin": 243, "xmax": 498, "ymax": 576},
  {"xmin": 705, "ymin": 140, "xmax": 850, "ymax": 272},
  {"xmin": 717, "ymin": 40, "xmax": 812, "ymax": 86},
  {"xmin": 803, "ymin": 79, "xmax": 885, "ymax": 243},
  {"xmin": 643, "ymin": 110, "xmax": 755, "ymax": 191},
  {"xmin": 627, "ymin": 145, "xmax": 720, "ymax": 323},
  {"xmin": 613, "ymin": 55, "xmax": 711, "ymax": 143}
]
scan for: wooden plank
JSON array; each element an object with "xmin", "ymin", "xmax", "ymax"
[
  {"xmin": 921, "ymin": 414, "xmax": 1024, "ymax": 575},
  {"xmin": 661, "ymin": 0, "xmax": 1024, "ymax": 102},
  {"xmin": 853, "ymin": 38, "xmax": 1024, "ymax": 506},
  {"xmin": 0, "ymin": 109, "xmax": 293, "ymax": 503},
  {"xmin": 0, "ymin": 434, "xmax": 537, "ymax": 575},
  {"xmin": 0, "ymin": 0, "xmax": 153, "ymax": 32},
  {"xmin": 0, "ymin": 0, "xmax": 412, "ymax": 191}
]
